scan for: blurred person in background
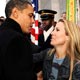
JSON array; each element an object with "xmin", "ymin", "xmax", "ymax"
[
  {"xmin": 0, "ymin": 16, "xmax": 5, "ymax": 26},
  {"xmin": 61, "ymin": 12, "xmax": 66, "ymax": 20}
]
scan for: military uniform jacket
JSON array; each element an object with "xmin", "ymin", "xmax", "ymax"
[{"xmin": 38, "ymin": 32, "xmax": 53, "ymax": 51}]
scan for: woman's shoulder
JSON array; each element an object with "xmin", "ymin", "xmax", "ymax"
[
  {"xmin": 73, "ymin": 60, "xmax": 80, "ymax": 74},
  {"xmin": 73, "ymin": 61, "xmax": 80, "ymax": 79},
  {"xmin": 74, "ymin": 60, "xmax": 80, "ymax": 69}
]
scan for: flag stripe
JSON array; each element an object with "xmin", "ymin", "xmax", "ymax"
[
  {"xmin": 31, "ymin": 0, "xmax": 39, "ymax": 45},
  {"xmin": 35, "ymin": 20, "xmax": 38, "ymax": 26}
]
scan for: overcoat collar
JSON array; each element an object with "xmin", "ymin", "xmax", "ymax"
[
  {"xmin": 2, "ymin": 18, "xmax": 24, "ymax": 35},
  {"xmin": 46, "ymin": 52, "xmax": 70, "ymax": 69}
]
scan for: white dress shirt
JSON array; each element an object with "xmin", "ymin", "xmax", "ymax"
[{"xmin": 43, "ymin": 26, "xmax": 54, "ymax": 41}]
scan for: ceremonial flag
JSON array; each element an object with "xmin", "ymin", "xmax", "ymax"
[{"xmin": 31, "ymin": 0, "xmax": 39, "ymax": 45}]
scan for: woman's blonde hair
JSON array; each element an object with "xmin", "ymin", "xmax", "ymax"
[{"xmin": 48, "ymin": 19, "xmax": 80, "ymax": 80}]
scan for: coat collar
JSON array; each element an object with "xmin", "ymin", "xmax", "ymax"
[
  {"xmin": 61, "ymin": 55, "xmax": 70, "ymax": 69},
  {"xmin": 46, "ymin": 52, "xmax": 70, "ymax": 69},
  {"xmin": 2, "ymin": 18, "xmax": 24, "ymax": 35}
]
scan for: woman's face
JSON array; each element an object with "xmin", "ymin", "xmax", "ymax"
[{"xmin": 50, "ymin": 22, "xmax": 69, "ymax": 46}]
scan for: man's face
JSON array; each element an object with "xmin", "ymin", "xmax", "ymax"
[
  {"xmin": 41, "ymin": 19, "xmax": 52, "ymax": 31},
  {"xmin": 14, "ymin": 4, "xmax": 35, "ymax": 34}
]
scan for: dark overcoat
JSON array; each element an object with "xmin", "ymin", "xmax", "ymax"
[{"xmin": 0, "ymin": 18, "xmax": 35, "ymax": 80}]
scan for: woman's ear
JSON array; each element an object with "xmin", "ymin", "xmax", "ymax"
[{"xmin": 66, "ymin": 36, "xmax": 70, "ymax": 41}]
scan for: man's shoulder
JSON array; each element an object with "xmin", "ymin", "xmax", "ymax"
[
  {"xmin": 0, "ymin": 29, "xmax": 23, "ymax": 46},
  {"xmin": 1, "ymin": 29, "xmax": 21, "ymax": 38}
]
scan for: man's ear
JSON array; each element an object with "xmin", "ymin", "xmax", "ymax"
[{"xmin": 10, "ymin": 8, "xmax": 18, "ymax": 18}]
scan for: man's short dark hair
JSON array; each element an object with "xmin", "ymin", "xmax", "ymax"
[{"xmin": 5, "ymin": 0, "xmax": 32, "ymax": 17}]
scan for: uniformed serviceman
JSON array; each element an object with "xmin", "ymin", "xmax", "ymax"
[{"xmin": 38, "ymin": 9, "xmax": 57, "ymax": 50}]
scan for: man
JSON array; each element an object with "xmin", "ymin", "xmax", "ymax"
[
  {"xmin": 35, "ymin": 9, "xmax": 57, "ymax": 80},
  {"xmin": 0, "ymin": 0, "xmax": 36, "ymax": 80},
  {"xmin": 38, "ymin": 9, "xmax": 57, "ymax": 50}
]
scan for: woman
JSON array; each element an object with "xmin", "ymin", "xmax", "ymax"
[{"xmin": 33, "ymin": 19, "xmax": 80, "ymax": 80}]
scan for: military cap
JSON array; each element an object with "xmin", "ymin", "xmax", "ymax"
[{"xmin": 38, "ymin": 9, "xmax": 57, "ymax": 20}]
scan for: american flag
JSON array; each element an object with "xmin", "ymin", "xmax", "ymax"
[{"xmin": 31, "ymin": 0, "xmax": 39, "ymax": 45}]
